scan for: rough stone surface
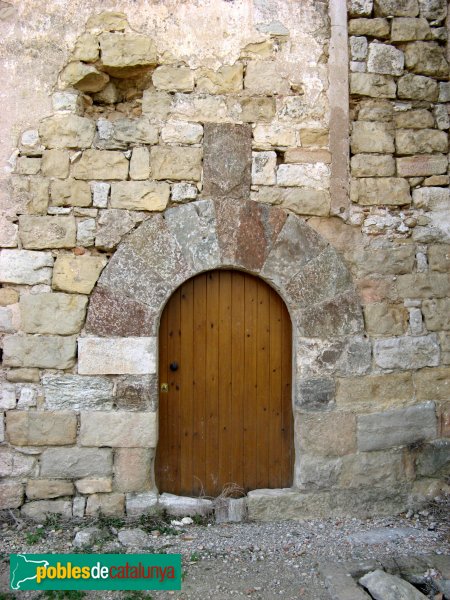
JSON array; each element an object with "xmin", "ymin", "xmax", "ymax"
[
  {"xmin": 297, "ymin": 412, "xmax": 357, "ymax": 457},
  {"xmin": 416, "ymin": 439, "xmax": 450, "ymax": 477},
  {"xmin": 296, "ymin": 377, "xmax": 336, "ymax": 411},
  {"xmin": 151, "ymin": 146, "xmax": 202, "ymax": 181},
  {"xmin": 73, "ymin": 150, "xmax": 129, "ymax": 180},
  {"xmin": 159, "ymin": 493, "xmax": 213, "ymax": 517},
  {"xmin": 59, "ymin": 61, "xmax": 109, "ymax": 93},
  {"xmin": 161, "ymin": 120, "xmax": 203, "ymax": 145},
  {"xmin": 99, "ymin": 33, "xmax": 157, "ymax": 77},
  {"xmin": 86, "ymin": 493, "xmax": 124, "ymax": 516},
  {"xmin": 26, "ymin": 479, "xmax": 74, "ymax": 500},
  {"xmin": 75, "ymin": 478, "xmax": 112, "ymax": 494},
  {"xmin": 21, "ymin": 500, "xmax": 72, "ymax": 521},
  {"xmin": 0, "ymin": 483, "xmax": 24, "ymax": 510},
  {"xmin": 351, "ymin": 177, "xmax": 411, "ymax": 206},
  {"xmin": 95, "ymin": 209, "xmax": 141, "ymax": 251},
  {"xmin": 391, "ymin": 17, "xmax": 430, "ymax": 41},
  {"xmin": 197, "ymin": 64, "xmax": 243, "ymax": 93},
  {"xmin": 422, "ymin": 298, "xmax": 450, "ymax": 330},
  {"xmin": 39, "ymin": 114, "xmax": 95, "ymax": 149},
  {"xmin": 40, "ymin": 448, "xmax": 112, "ymax": 478},
  {"xmin": 277, "ymin": 163, "xmax": 330, "ymax": 189},
  {"xmin": 3, "ymin": 335, "xmax": 77, "ymax": 369},
  {"xmin": 397, "ymin": 73, "xmax": 438, "ymax": 101},
  {"xmin": 20, "ymin": 292, "xmax": 87, "ymax": 335},
  {"xmin": 78, "ymin": 337, "xmax": 156, "ymax": 375},
  {"xmin": 395, "ymin": 129, "xmax": 448, "ymax": 155},
  {"xmin": 374, "ymin": 0, "xmax": 419, "ymax": 17},
  {"xmin": 397, "ymin": 154, "xmax": 448, "ymax": 177},
  {"xmin": 351, "ymin": 154, "xmax": 395, "ymax": 177},
  {"xmin": 367, "ymin": 43, "xmax": 405, "ymax": 76},
  {"xmin": 359, "ymin": 569, "xmax": 428, "ymax": 600},
  {"xmin": 350, "ymin": 73, "xmax": 396, "ymax": 98},
  {"xmin": 374, "ymin": 334, "xmax": 440, "ymax": 369},
  {"xmin": 337, "ymin": 371, "xmax": 414, "ymax": 412},
  {"xmin": 364, "ymin": 303, "xmax": 408, "ymax": 336},
  {"xmin": 126, "ymin": 491, "xmax": 159, "ymax": 517},
  {"xmin": 80, "ymin": 412, "xmax": 157, "ymax": 447},
  {"xmin": 351, "ymin": 121, "xmax": 394, "ymax": 153},
  {"xmin": 73, "ymin": 527, "xmax": 105, "ymax": 548},
  {"xmin": 152, "ymin": 66, "xmax": 194, "ymax": 92},
  {"xmin": 110, "ymin": 181, "xmax": 169, "ymax": 212},
  {"xmin": 394, "ymin": 109, "xmax": 434, "ymax": 129},
  {"xmin": 43, "ymin": 374, "xmax": 114, "ymax": 410},
  {"xmin": 118, "ymin": 528, "xmax": 151, "ymax": 547},
  {"xmin": 348, "ymin": 18, "xmax": 390, "ymax": 38},
  {"xmin": 6, "ymin": 411, "xmax": 77, "ymax": 446},
  {"xmin": 252, "ymin": 151, "xmax": 277, "ymax": 185},
  {"xmin": 115, "ymin": 376, "xmax": 157, "ymax": 411},
  {"xmin": 19, "ymin": 216, "xmax": 76, "ymax": 249},
  {"xmin": 244, "ymin": 61, "xmax": 290, "ymax": 95},
  {"xmin": 114, "ymin": 448, "xmax": 153, "ymax": 491},
  {"xmin": 340, "ymin": 451, "xmax": 405, "ymax": 489},
  {"xmin": 52, "ymin": 255, "xmax": 107, "ymax": 294},
  {"xmin": 0, "ymin": 250, "xmax": 53, "ymax": 285},
  {"xmin": 404, "ymin": 42, "xmax": 449, "ymax": 78},
  {"xmin": 51, "ymin": 179, "xmax": 91, "ymax": 207},
  {"xmin": 357, "ymin": 402, "xmax": 437, "ymax": 451}
]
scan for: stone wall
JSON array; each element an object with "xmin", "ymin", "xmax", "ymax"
[{"xmin": 0, "ymin": 1, "xmax": 449, "ymax": 521}]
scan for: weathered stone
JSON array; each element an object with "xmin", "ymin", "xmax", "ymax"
[
  {"xmin": 391, "ymin": 17, "xmax": 430, "ymax": 41},
  {"xmin": 59, "ymin": 61, "xmax": 109, "ymax": 93},
  {"xmin": 161, "ymin": 120, "xmax": 202, "ymax": 145},
  {"xmin": 394, "ymin": 109, "xmax": 434, "ymax": 129},
  {"xmin": 43, "ymin": 374, "xmax": 114, "ymax": 410},
  {"xmin": 11, "ymin": 175, "xmax": 49, "ymax": 215},
  {"xmin": 103, "ymin": 118, "xmax": 158, "ymax": 147},
  {"xmin": 305, "ymin": 336, "xmax": 372, "ymax": 377},
  {"xmin": 73, "ymin": 150, "xmax": 129, "ymax": 180},
  {"xmin": 367, "ymin": 43, "xmax": 404, "ymax": 76},
  {"xmin": 158, "ymin": 493, "xmax": 213, "ymax": 517},
  {"xmin": 141, "ymin": 90, "xmax": 172, "ymax": 120},
  {"xmin": 374, "ymin": 0, "xmax": 419, "ymax": 16},
  {"xmin": 395, "ymin": 272, "xmax": 450, "ymax": 297},
  {"xmin": 73, "ymin": 32, "xmax": 99, "ymax": 61},
  {"xmin": 6, "ymin": 368, "xmax": 39, "ymax": 383},
  {"xmin": 416, "ymin": 439, "xmax": 450, "ymax": 477},
  {"xmin": 3, "ymin": 335, "xmax": 76, "ymax": 369},
  {"xmin": 353, "ymin": 245, "xmax": 416, "ymax": 277},
  {"xmin": 404, "ymin": 42, "xmax": 449, "ymax": 78},
  {"xmin": 0, "ymin": 482, "xmax": 23, "ymax": 510},
  {"xmin": 340, "ymin": 451, "xmax": 406, "ymax": 489},
  {"xmin": 351, "ymin": 121, "xmax": 394, "ymax": 153},
  {"xmin": 349, "ymin": 0, "xmax": 373, "ymax": 16},
  {"xmin": 429, "ymin": 244, "xmax": 450, "ymax": 272},
  {"xmin": 296, "ymin": 377, "xmax": 335, "ymax": 410},
  {"xmin": 50, "ymin": 179, "xmax": 91, "ymax": 208},
  {"xmin": 171, "ymin": 182, "xmax": 198, "ymax": 202},
  {"xmin": 414, "ymin": 367, "xmax": 450, "ymax": 403},
  {"xmin": 397, "ymin": 154, "xmax": 447, "ymax": 176},
  {"xmin": 126, "ymin": 491, "xmax": 159, "ymax": 517},
  {"xmin": 197, "ymin": 64, "xmax": 243, "ymax": 93},
  {"xmin": 20, "ymin": 293, "xmax": 87, "ymax": 335},
  {"xmin": 86, "ymin": 11, "xmax": 128, "ymax": 33},
  {"xmin": 215, "ymin": 498, "xmax": 247, "ymax": 523},
  {"xmin": 72, "ymin": 527, "xmax": 105, "ymax": 548},
  {"xmin": 351, "ymin": 154, "xmax": 395, "ymax": 177},
  {"xmin": 78, "ymin": 337, "xmax": 156, "ymax": 375},
  {"xmin": 359, "ymin": 569, "xmax": 427, "ymax": 600},
  {"xmin": 17, "ymin": 386, "xmax": 38, "ymax": 409},
  {"xmin": 0, "ymin": 288, "xmax": 18, "ymax": 306},
  {"xmin": 396, "ymin": 129, "xmax": 448, "ymax": 155},
  {"xmin": 6, "ymin": 411, "xmax": 77, "ymax": 446},
  {"xmin": 99, "ymin": 33, "xmax": 157, "ymax": 77},
  {"xmin": 348, "ymin": 18, "xmax": 390, "ymax": 38},
  {"xmin": 244, "ymin": 62, "xmax": 290, "ymax": 95},
  {"xmin": 39, "ymin": 114, "xmax": 95, "ymax": 149},
  {"xmin": 418, "ymin": 0, "xmax": 448, "ymax": 20},
  {"xmin": 0, "ymin": 447, "xmax": 35, "ymax": 476},
  {"xmin": 52, "ymin": 255, "xmax": 106, "ymax": 294},
  {"xmin": 297, "ymin": 412, "xmax": 357, "ymax": 457},
  {"xmin": 357, "ymin": 402, "xmax": 437, "ymax": 451},
  {"xmin": 239, "ymin": 97, "xmax": 276, "ymax": 122},
  {"xmin": 170, "ymin": 93, "xmax": 228, "ymax": 122},
  {"xmin": 80, "ymin": 412, "xmax": 157, "ymax": 447},
  {"xmin": 277, "ymin": 163, "xmax": 330, "ymax": 189},
  {"xmin": 19, "ymin": 216, "xmax": 76, "ymax": 249},
  {"xmin": 422, "ymin": 298, "xmax": 450, "ymax": 330},
  {"xmin": 350, "ymin": 73, "xmax": 396, "ymax": 98},
  {"xmin": 439, "ymin": 81, "xmax": 450, "ymax": 102},
  {"xmin": 253, "ymin": 123, "xmax": 296, "ymax": 147},
  {"xmin": 75, "ymin": 478, "xmax": 112, "ymax": 494},
  {"xmin": 91, "ymin": 182, "xmax": 109, "ymax": 208},
  {"xmin": 15, "ymin": 157, "xmax": 41, "ymax": 175},
  {"xmin": 336, "ymin": 371, "xmax": 414, "ymax": 412},
  {"xmin": 77, "ymin": 219, "xmax": 96, "ymax": 247},
  {"xmin": 114, "ymin": 448, "xmax": 153, "ymax": 491},
  {"xmin": 0, "ymin": 303, "xmax": 19, "ymax": 333},
  {"xmin": 22, "ymin": 500, "xmax": 72, "ymax": 521},
  {"xmin": 284, "ymin": 149, "xmax": 331, "ymax": 164},
  {"xmin": 364, "ymin": 303, "xmax": 408, "ymax": 336},
  {"xmin": 118, "ymin": 528, "xmax": 150, "ymax": 547},
  {"xmin": 0, "ymin": 384, "xmax": 16, "ymax": 410},
  {"xmin": 374, "ymin": 334, "xmax": 439, "ymax": 370},
  {"xmin": 52, "ymin": 90, "xmax": 82, "ymax": 113},
  {"xmin": 0, "ymin": 217, "xmax": 18, "ymax": 247},
  {"xmin": 434, "ymin": 104, "xmax": 449, "ymax": 130},
  {"xmin": 203, "ymin": 124, "xmax": 251, "ymax": 198},
  {"xmin": 295, "ymin": 454, "xmax": 342, "ymax": 488},
  {"xmin": 397, "ymin": 73, "xmax": 438, "ymax": 101},
  {"xmin": 255, "ymin": 186, "xmax": 331, "ymax": 217},
  {"xmin": 86, "ymin": 493, "xmax": 125, "ymax": 516},
  {"xmin": 95, "ymin": 209, "xmax": 141, "ymax": 251},
  {"xmin": 424, "ymin": 174, "xmax": 449, "ymax": 186},
  {"xmin": 93, "ymin": 82, "xmax": 120, "ymax": 105},
  {"xmin": 26, "ymin": 479, "xmax": 74, "ymax": 500},
  {"xmin": 73, "ymin": 496, "xmax": 86, "ymax": 517},
  {"xmin": 41, "ymin": 448, "xmax": 112, "ymax": 478},
  {"xmin": 110, "ymin": 181, "xmax": 169, "ymax": 212},
  {"xmin": 115, "ymin": 376, "xmax": 157, "ymax": 411},
  {"xmin": 150, "ymin": 146, "xmax": 202, "ymax": 181},
  {"xmin": 351, "ymin": 177, "xmax": 411, "ymax": 205},
  {"xmin": 350, "ymin": 36, "xmax": 368, "ymax": 61},
  {"xmin": 152, "ymin": 65, "xmax": 194, "ymax": 92}
]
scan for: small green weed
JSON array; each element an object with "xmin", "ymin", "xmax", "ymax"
[
  {"xmin": 43, "ymin": 513, "xmax": 62, "ymax": 530},
  {"xmin": 122, "ymin": 592, "xmax": 152, "ymax": 600},
  {"xmin": 189, "ymin": 551, "xmax": 200, "ymax": 563},
  {"xmin": 96, "ymin": 513, "xmax": 125, "ymax": 530},
  {"xmin": 26, "ymin": 528, "xmax": 46, "ymax": 545}
]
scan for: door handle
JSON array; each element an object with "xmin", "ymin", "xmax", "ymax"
[
  {"xmin": 161, "ymin": 383, "xmax": 169, "ymax": 392},
  {"xmin": 170, "ymin": 362, "xmax": 179, "ymax": 372}
]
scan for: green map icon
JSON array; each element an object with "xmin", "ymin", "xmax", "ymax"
[{"xmin": 10, "ymin": 554, "xmax": 50, "ymax": 590}]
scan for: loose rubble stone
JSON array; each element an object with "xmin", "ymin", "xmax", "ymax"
[
  {"xmin": 43, "ymin": 374, "xmax": 114, "ymax": 410},
  {"xmin": 367, "ymin": 43, "xmax": 404, "ymax": 76},
  {"xmin": 59, "ymin": 61, "xmax": 109, "ymax": 93},
  {"xmin": 350, "ymin": 73, "xmax": 396, "ymax": 98},
  {"xmin": 391, "ymin": 17, "xmax": 430, "ymax": 41},
  {"xmin": 80, "ymin": 412, "xmax": 157, "ymax": 447},
  {"xmin": 357, "ymin": 402, "xmax": 437, "ymax": 451},
  {"xmin": 51, "ymin": 179, "xmax": 91, "ymax": 207},
  {"xmin": 19, "ymin": 216, "xmax": 76, "ymax": 249},
  {"xmin": 86, "ymin": 493, "xmax": 124, "ymax": 516},
  {"xmin": 78, "ymin": 337, "xmax": 156, "ymax": 375},
  {"xmin": 359, "ymin": 569, "xmax": 428, "ymax": 599},
  {"xmin": 374, "ymin": 0, "xmax": 419, "ymax": 17},
  {"xmin": 6, "ymin": 411, "xmax": 77, "ymax": 446},
  {"xmin": 159, "ymin": 493, "xmax": 213, "ymax": 517},
  {"xmin": 41, "ymin": 448, "xmax": 112, "ymax": 478},
  {"xmin": 20, "ymin": 292, "xmax": 87, "ymax": 335},
  {"xmin": 118, "ymin": 528, "xmax": 150, "ymax": 547},
  {"xmin": 152, "ymin": 66, "xmax": 194, "ymax": 92},
  {"xmin": 99, "ymin": 33, "xmax": 157, "ymax": 77},
  {"xmin": 26, "ymin": 479, "xmax": 74, "ymax": 500},
  {"xmin": 39, "ymin": 114, "xmax": 95, "ymax": 149},
  {"xmin": 351, "ymin": 177, "xmax": 411, "ymax": 205},
  {"xmin": 374, "ymin": 334, "xmax": 440, "ymax": 369},
  {"xmin": 396, "ymin": 129, "xmax": 448, "ymax": 154},
  {"xmin": 404, "ymin": 42, "xmax": 449, "ymax": 78},
  {"xmin": 348, "ymin": 18, "xmax": 390, "ymax": 38},
  {"xmin": 397, "ymin": 73, "xmax": 438, "ymax": 101},
  {"xmin": 110, "ymin": 181, "xmax": 169, "ymax": 211},
  {"xmin": 73, "ymin": 149, "xmax": 129, "ymax": 180},
  {"xmin": 151, "ymin": 146, "xmax": 202, "ymax": 181},
  {"xmin": 196, "ymin": 64, "xmax": 243, "ymax": 93},
  {"xmin": 351, "ymin": 121, "xmax": 394, "ymax": 153},
  {"xmin": 126, "ymin": 491, "xmax": 158, "ymax": 517},
  {"xmin": 52, "ymin": 255, "xmax": 107, "ymax": 294},
  {"xmin": 73, "ymin": 527, "xmax": 104, "ymax": 548},
  {"xmin": 21, "ymin": 500, "xmax": 72, "ymax": 521},
  {"xmin": 3, "ymin": 335, "xmax": 76, "ymax": 369}
]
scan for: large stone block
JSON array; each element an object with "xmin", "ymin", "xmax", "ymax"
[
  {"xmin": 43, "ymin": 374, "xmax": 114, "ymax": 410},
  {"xmin": 59, "ymin": 61, "xmax": 108, "ymax": 93},
  {"xmin": 351, "ymin": 177, "xmax": 411, "ymax": 205},
  {"xmin": 397, "ymin": 73, "xmax": 438, "ymax": 101},
  {"xmin": 350, "ymin": 73, "xmax": 396, "ymax": 98},
  {"xmin": 415, "ymin": 439, "xmax": 450, "ymax": 477},
  {"xmin": 11, "ymin": 175, "xmax": 49, "ymax": 215},
  {"xmin": 391, "ymin": 17, "xmax": 430, "ymax": 41},
  {"xmin": 244, "ymin": 61, "xmax": 290, "ymax": 95},
  {"xmin": 151, "ymin": 146, "xmax": 202, "ymax": 181},
  {"xmin": 20, "ymin": 293, "xmax": 87, "ymax": 335},
  {"xmin": 202, "ymin": 124, "xmax": 251, "ymax": 198},
  {"xmin": 339, "ymin": 450, "xmax": 406, "ymax": 488},
  {"xmin": 295, "ymin": 454, "xmax": 342, "ymax": 488},
  {"xmin": 52, "ymin": 255, "xmax": 107, "ymax": 294},
  {"xmin": 72, "ymin": 150, "xmax": 129, "ymax": 180},
  {"xmin": 158, "ymin": 493, "xmax": 213, "ymax": 517},
  {"xmin": 253, "ymin": 123, "xmax": 296, "ymax": 147},
  {"xmin": 418, "ymin": 0, "xmax": 447, "ymax": 20},
  {"xmin": 255, "ymin": 187, "xmax": 331, "ymax": 217},
  {"xmin": 429, "ymin": 245, "xmax": 450, "ymax": 272},
  {"xmin": 296, "ymin": 412, "xmax": 357, "ymax": 457},
  {"xmin": 0, "ymin": 250, "xmax": 53, "ymax": 285},
  {"xmin": 348, "ymin": 18, "xmax": 390, "ymax": 37},
  {"xmin": 3, "ymin": 335, "xmax": 76, "ymax": 369},
  {"xmin": 351, "ymin": 154, "xmax": 395, "ymax": 177},
  {"xmin": 78, "ymin": 337, "xmax": 156, "ymax": 375},
  {"xmin": 110, "ymin": 118, "xmax": 158, "ymax": 146},
  {"xmin": 95, "ymin": 209, "xmax": 142, "ymax": 251},
  {"xmin": 404, "ymin": 42, "xmax": 449, "ymax": 78},
  {"xmin": 80, "ymin": 412, "xmax": 157, "ymax": 447},
  {"xmin": 395, "ymin": 129, "xmax": 448, "ymax": 155},
  {"xmin": 394, "ymin": 109, "xmax": 434, "ymax": 129},
  {"xmin": 422, "ymin": 298, "xmax": 450, "ymax": 330},
  {"xmin": 276, "ymin": 163, "xmax": 330, "ymax": 189},
  {"xmin": 152, "ymin": 66, "xmax": 194, "ymax": 92},
  {"xmin": 357, "ymin": 402, "xmax": 437, "ymax": 451},
  {"xmin": 50, "ymin": 179, "xmax": 91, "ymax": 207},
  {"xmin": 197, "ymin": 64, "xmax": 243, "ymax": 94},
  {"xmin": 414, "ymin": 367, "xmax": 450, "ymax": 401},
  {"xmin": 114, "ymin": 448, "xmax": 153, "ymax": 491},
  {"xmin": 41, "ymin": 448, "xmax": 112, "ymax": 478},
  {"xmin": 26, "ymin": 479, "xmax": 74, "ymax": 500},
  {"xmin": 336, "ymin": 371, "xmax": 414, "ymax": 412},
  {"xmin": 374, "ymin": 0, "xmax": 419, "ymax": 16},
  {"xmin": 0, "ymin": 482, "xmax": 24, "ymax": 509},
  {"xmin": 19, "ymin": 216, "xmax": 76, "ymax": 249},
  {"xmin": 99, "ymin": 33, "xmax": 157, "ymax": 77},
  {"xmin": 397, "ymin": 154, "xmax": 448, "ymax": 176},
  {"xmin": 110, "ymin": 181, "xmax": 169, "ymax": 212},
  {"xmin": 39, "ymin": 114, "xmax": 95, "ymax": 149},
  {"xmin": 395, "ymin": 273, "xmax": 450, "ymax": 298},
  {"xmin": 374, "ymin": 334, "xmax": 440, "ymax": 369},
  {"xmin": 41, "ymin": 150, "xmax": 70, "ymax": 178},
  {"xmin": 351, "ymin": 122, "xmax": 394, "ymax": 154},
  {"xmin": 367, "ymin": 43, "xmax": 404, "ymax": 76},
  {"xmin": 6, "ymin": 411, "xmax": 77, "ymax": 446},
  {"xmin": 21, "ymin": 500, "xmax": 72, "ymax": 521},
  {"xmin": 352, "ymin": 245, "xmax": 416, "ymax": 277},
  {"xmin": 161, "ymin": 121, "xmax": 203, "ymax": 145},
  {"xmin": 364, "ymin": 303, "xmax": 408, "ymax": 336},
  {"xmin": 86, "ymin": 493, "xmax": 125, "ymax": 516}
]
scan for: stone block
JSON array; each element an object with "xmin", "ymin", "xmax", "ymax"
[
  {"xmin": 374, "ymin": 334, "xmax": 439, "ymax": 369},
  {"xmin": 152, "ymin": 66, "xmax": 194, "ymax": 92},
  {"xmin": 78, "ymin": 337, "xmax": 156, "ymax": 375},
  {"xmin": 348, "ymin": 18, "xmax": 390, "ymax": 38},
  {"xmin": 296, "ymin": 377, "xmax": 336, "ymax": 410},
  {"xmin": 91, "ymin": 182, "xmax": 110, "ymax": 207},
  {"xmin": 114, "ymin": 448, "xmax": 153, "ymax": 491},
  {"xmin": 374, "ymin": 0, "xmax": 419, "ymax": 16},
  {"xmin": 418, "ymin": 0, "xmax": 447, "ymax": 20},
  {"xmin": 158, "ymin": 493, "xmax": 213, "ymax": 517},
  {"xmin": 73, "ymin": 32, "xmax": 99, "ymax": 61},
  {"xmin": 126, "ymin": 491, "xmax": 159, "ymax": 517},
  {"xmin": 364, "ymin": 303, "xmax": 408, "ymax": 336},
  {"xmin": 215, "ymin": 498, "xmax": 247, "ymax": 523},
  {"xmin": 3, "ymin": 335, "xmax": 76, "ymax": 369},
  {"xmin": 350, "ymin": 36, "xmax": 368, "ymax": 61},
  {"xmin": 52, "ymin": 255, "xmax": 107, "ymax": 294},
  {"xmin": 77, "ymin": 219, "xmax": 96, "ymax": 247},
  {"xmin": 296, "ymin": 412, "xmax": 357, "ymax": 457},
  {"xmin": 110, "ymin": 181, "xmax": 169, "ymax": 212},
  {"xmin": 73, "ymin": 150, "xmax": 129, "ymax": 180},
  {"xmin": 284, "ymin": 149, "xmax": 331, "ymax": 164},
  {"xmin": 41, "ymin": 448, "xmax": 112, "ymax": 479},
  {"xmin": 0, "ymin": 303, "xmax": 19, "ymax": 333},
  {"xmin": 171, "ymin": 183, "xmax": 198, "ymax": 202},
  {"xmin": 351, "ymin": 121, "xmax": 394, "ymax": 153},
  {"xmin": 171, "ymin": 92, "xmax": 229, "ymax": 122},
  {"xmin": 129, "ymin": 147, "xmax": 150, "ymax": 181},
  {"xmin": 422, "ymin": 298, "xmax": 450, "ymax": 330},
  {"xmin": 295, "ymin": 454, "xmax": 342, "ymax": 488},
  {"xmin": 80, "ymin": 412, "xmax": 157, "ymax": 447},
  {"xmin": 244, "ymin": 62, "xmax": 290, "ymax": 95},
  {"xmin": 99, "ymin": 33, "xmax": 157, "ymax": 77},
  {"xmin": 239, "ymin": 97, "xmax": 276, "ymax": 122},
  {"xmin": 276, "ymin": 163, "xmax": 330, "ymax": 189},
  {"xmin": 22, "ymin": 499, "xmax": 72, "ymax": 521},
  {"xmin": 110, "ymin": 118, "xmax": 158, "ymax": 146},
  {"xmin": 26, "ymin": 479, "xmax": 74, "ymax": 500},
  {"xmin": 11, "ymin": 175, "xmax": 49, "ymax": 215},
  {"xmin": 0, "ymin": 384, "xmax": 16, "ymax": 410},
  {"xmin": 0, "ymin": 447, "xmax": 35, "ymax": 477},
  {"xmin": 351, "ymin": 177, "xmax": 411, "ymax": 205},
  {"xmin": 20, "ymin": 292, "xmax": 87, "ymax": 335},
  {"xmin": 397, "ymin": 154, "xmax": 448, "ymax": 177},
  {"xmin": 50, "ymin": 178, "xmax": 91, "ymax": 207},
  {"xmin": 151, "ymin": 146, "xmax": 202, "ymax": 181},
  {"xmin": 0, "ymin": 249, "xmax": 53, "ymax": 285},
  {"xmin": 197, "ymin": 64, "xmax": 243, "ymax": 93},
  {"xmin": 43, "ymin": 374, "xmax": 114, "ymax": 410},
  {"xmin": 19, "ymin": 216, "xmax": 76, "ymax": 249},
  {"xmin": 434, "ymin": 104, "xmax": 449, "ymax": 131},
  {"xmin": 353, "ymin": 246, "xmax": 417, "ymax": 277},
  {"xmin": 15, "ymin": 157, "xmax": 41, "ymax": 175},
  {"xmin": 296, "ymin": 290, "xmax": 364, "ymax": 338},
  {"xmin": 6, "ymin": 368, "xmax": 39, "ymax": 384},
  {"xmin": 115, "ymin": 376, "xmax": 157, "ymax": 412},
  {"xmin": 395, "ymin": 273, "xmax": 450, "ymax": 298},
  {"xmin": 253, "ymin": 123, "xmax": 296, "ymax": 147},
  {"xmin": 337, "ymin": 371, "xmax": 414, "ymax": 412},
  {"xmin": 404, "ymin": 42, "xmax": 449, "ymax": 78},
  {"xmin": 141, "ymin": 90, "xmax": 172, "ymax": 120},
  {"xmin": 0, "ymin": 482, "xmax": 23, "ymax": 509},
  {"xmin": 357, "ymin": 402, "xmax": 437, "ymax": 451},
  {"xmin": 59, "ymin": 61, "xmax": 109, "ymax": 93},
  {"xmin": 203, "ymin": 124, "xmax": 251, "ymax": 198},
  {"xmin": 255, "ymin": 187, "xmax": 331, "ymax": 217},
  {"xmin": 6, "ymin": 411, "xmax": 77, "ymax": 446},
  {"xmin": 339, "ymin": 450, "xmax": 405, "ymax": 489},
  {"xmin": 394, "ymin": 109, "xmax": 434, "ymax": 129},
  {"xmin": 416, "ymin": 439, "xmax": 450, "ymax": 477},
  {"xmin": 350, "ymin": 73, "xmax": 396, "ymax": 98},
  {"xmin": 39, "ymin": 114, "xmax": 95, "ymax": 149},
  {"xmin": 161, "ymin": 121, "xmax": 202, "ymax": 145},
  {"xmin": 75, "ymin": 478, "xmax": 112, "ymax": 494},
  {"xmin": 397, "ymin": 73, "xmax": 438, "ymax": 101},
  {"xmin": 349, "ymin": 0, "xmax": 373, "ymax": 16},
  {"xmin": 414, "ymin": 367, "xmax": 450, "ymax": 401},
  {"xmin": 0, "ymin": 288, "xmax": 19, "ymax": 306},
  {"xmin": 351, "ymin": 154, "xmax": 395, "ymax": 177},
  {"xmin": 439, "ymin": 82, "xmax": 450, "ymax": 102},
  {"xmin": 391, "ymin": 17, "xmax": 430, "ymax": 41},
  {"xmin": 413, "ymin": 187, "xmax": 449, "ymax": 210},
  {"xmin": 429, "ymin": 245, "xmax": 450, "ymax": 272},
  {"xmin": 395, "ymin": 129, "xmax": 448, "ymax": 154},
  {"xmin": 367, "ymin": 43, "xmax": 404, "ymax": 76},
  {"xmin": 95, "ymin": 209, "xmax": 142, "ymax": 251},
  {"xmin": 85, "ymin": 492, "xmax": 125, "ymax": 516}
]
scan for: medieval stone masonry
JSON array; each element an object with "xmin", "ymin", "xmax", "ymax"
[{"xmin": 0, "ymin": 0, "xmax": 448, "ymax": 521}]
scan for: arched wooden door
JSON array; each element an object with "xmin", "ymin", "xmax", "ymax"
[{"xmin": 155, "ymin": 270, "xmax": 293, "ymax": 497}]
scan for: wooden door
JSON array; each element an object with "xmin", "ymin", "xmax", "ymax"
[{"xmin": 156, "ymin": 270, "xmax": 293, "ymax": 497}]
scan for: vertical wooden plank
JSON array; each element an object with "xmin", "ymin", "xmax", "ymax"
[
  {"xmin": 243, "ymin": 274, "xmax": 258, "ymax": 491},
  {"xmin": 155, "ymin": 300, "xmax": 169, "ymax": 491},
  {"xmin": 256, "ymin": 280, "xmax": 271, "ymax": 488},
  {"xmin": 166, "ymin": 287, "xmax": 182, "ymax": 492},
  {"xmin": 179, "ymin": 279, "xmax": 194, "ymax": 495},
  {"xmin": 218, "ymin": 271, "xmax": 232, "ymax": 488},
  {"xmin": 230, "ymin": 271, "xmax": 245, "ymax": 492},
  {"xmin": 205, "ymin": 271, "xmax": 220, "ymax": 495},
  {"xmin": 280, "ymin": 304, "xmax": 293, "ymax": 487},
  {"xmin": 269, "ymin": 290, "xmax": 283, "ymax": 488}
]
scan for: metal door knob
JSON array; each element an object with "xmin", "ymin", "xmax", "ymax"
[{"xmin": 170, "ymin": 362, "xmax": 179, "ymax": 372}]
